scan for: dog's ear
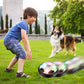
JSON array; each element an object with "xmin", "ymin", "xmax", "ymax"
[
  {"xmin": 53, "ymin": 25, "xmax": 55, "ymax": 31},
  {"xmin": 53, "ymin": 25, "xmax": 55, "ymax": 28},
  {"xmin": 51, "ymin": 31, "xmax": 53, "ymax": 36},
  {"xmin": 51, "ymin": 25, "xmax": 55, "ymax": 36},
  {"xmin": 59, "ymin": 25, "xmax": 62, "ymax": 31}
]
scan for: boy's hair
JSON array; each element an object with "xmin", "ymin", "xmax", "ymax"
[{"xmin": 23, "ymin": 7, "xmax": 38, "ymax": 19}]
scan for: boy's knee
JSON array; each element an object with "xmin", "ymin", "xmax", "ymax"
[{"xmin": 19, "ymin": 51, "xmax": 26, "ymax": 59}]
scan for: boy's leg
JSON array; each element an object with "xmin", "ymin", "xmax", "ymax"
[
  {"xmin": 7, "ymin": 57, "xmax": 18, "ymax": 69},
  {"xmin": 17, "ymin": 58, "xmax": 25, "ymax": 73},
  {"xmin": 4, "ymin": 40, "xmax": 26, "ymax": 73},
  {"xmin": 16, "ymin": 58, "xmax": 30, "ymax": 78}
]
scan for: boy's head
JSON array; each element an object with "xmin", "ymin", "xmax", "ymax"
[{"xmin": 23, "ymin": 7, "xmax": 38, "ymax": 19}]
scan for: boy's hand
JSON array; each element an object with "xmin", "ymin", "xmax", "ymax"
[{"xmin": 26, "ymin": 51, "xmax": 32, "ymax": 60}]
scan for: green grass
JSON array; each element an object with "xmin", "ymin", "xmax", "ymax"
[{"xmin": 0, "ymin": 40, "xmax": 84, "ymax": 84}]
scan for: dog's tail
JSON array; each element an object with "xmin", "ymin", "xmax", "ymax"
[{"xmin": 75, "ymin": 37, "xmax": 82, "ymax": 43}]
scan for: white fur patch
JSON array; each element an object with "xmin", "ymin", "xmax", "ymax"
[{"xmin": 48, "ymin": 33, "xmax": 64, "ymax": 58}]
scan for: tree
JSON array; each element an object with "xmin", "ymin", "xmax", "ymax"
[
  {"xmin": 49, "ymin": 0, "xmax": 68, "ymax": 26},
  {"xmin": 35, "ymin": 18, "xmax": 38, "ymax": 34},
  {"xmin": 10, "ymin": 19, "xmax": 12, "ymax": 28},
  {"xmin": 5, "ymin": 14, "xmax": 9, "ymax": 29},
  {"xmin": 35, "ymin": 18, "xmax": 40, "ymax": 34},
  {"xmin": 49, "ymin": 0, "xmax": 84, "ymax": 37},
  {"xmin": 62, "ymin": 1, "xmax": 84, "ymax": 35},
  {"xmin": 37, "ymin": 24, "xmax": 40, "ymax": 34},
  {"xmin": 44, "ymin": 14, "xmax": 47, "ymax": 34},
  {"xmin": 1, "ymin": 15, "xmax": 4, "ymax": 30},
  {"xmin": 29, "ymin": 25, "xmax": 32, "ymax": 34}
]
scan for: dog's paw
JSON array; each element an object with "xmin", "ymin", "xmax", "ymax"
[
  {"xmin": 48, "ymin": 56, "xmax": 53, "ymax": 58},
  {"xmin": 56, "ymin": 51, "xmax": 59, "ymax": 54}
]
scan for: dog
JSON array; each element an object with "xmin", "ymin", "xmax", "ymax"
[{"xmin": 48, "ymin": 26, "xmax": 81, "ymax": 58}]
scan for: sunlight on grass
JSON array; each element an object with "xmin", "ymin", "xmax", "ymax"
[{"xmin": 0, "ymin": 40, "xmax": 84, "ymax": 84}]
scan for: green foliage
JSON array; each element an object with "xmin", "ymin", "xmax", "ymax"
[
  {"xmin": 0, "ymin": 40, "xmax": 84, "ymax": 84},
  {"xmin": 35, "ymin": 18, "xmax": 40, "ymax": 34},
  {"xmin": 62, "ymin": 1, "xmax": 84, "ymax": 34},
  {"xmin": 10, "ymin": 19, "xmax": 12, "ymax": 28},
  {"xmin": 1, "ymin": 15, "xmax": 4, "ymax": 30},
  {"xmin": 44, "ymin": 14, "xmax": 47, "ymax": 34},
  {"xmin": 5, "ymin": 14, "xmax": 9, "ymax": 29},
  {"xmin": 35, "ymin": 18, "xmax": 38, "ymax": 34},
  {"xmin": 29, "ymin": 25, "xmax": 32, "ymax": 34},
  {"xmin": 37, "ymin": 24, "xmax": 40, "ymax": 34},
  {"xmin": 49, "ymin": 0, "xmax": 68, "ymax": 26},
  {"xmin": 49, "ymin": 0, "xmax": 84, "ymax": 35}
]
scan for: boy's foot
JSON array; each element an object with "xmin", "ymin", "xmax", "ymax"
[
  {"xmin": 16, "ymin": 72, "xmax": 30, "ymax": 78},
  {"xmin": 4, "ymin": 68, "xmax": 14, "ymax": 72}
]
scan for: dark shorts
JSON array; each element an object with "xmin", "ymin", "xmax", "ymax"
[{"xmin": 4, "ymin": 39, "xmax": 26, "ymax": 59}]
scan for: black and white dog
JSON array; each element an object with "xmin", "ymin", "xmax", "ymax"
[
  {"xmin": 48, "ymin": 26, "xmax": 64, "ymax": 58},
  {"xmin": 48, "ymin": 26, "xmax": 80, "ymax": 58}
]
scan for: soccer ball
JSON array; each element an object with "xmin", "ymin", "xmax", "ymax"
[
  {"xmin": 38, "ymin": 62, "xmax": 58, "ymax": 78},
  {"xmin": 53, "ymin": 61, "xmax": 68, "ymax": 77}
]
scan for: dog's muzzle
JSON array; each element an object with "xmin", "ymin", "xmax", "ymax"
[{"xmin": 53, "ymin": 31, "xmax": 58, "ymax": 36}]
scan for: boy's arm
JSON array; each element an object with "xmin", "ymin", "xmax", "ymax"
[{"xmin": 21, "ymin": 29, "xmax": 32, "ymax": 60}]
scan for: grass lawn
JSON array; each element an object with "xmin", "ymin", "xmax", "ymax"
[{"xmin": 0, "ymin": 40, "xmax": 84, "ymax": 84}]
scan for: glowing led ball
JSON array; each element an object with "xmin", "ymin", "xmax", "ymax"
[
  {"xmin": 65, "ymin": 56, "xmax": 84, "ymax": 74},
  {"xmin": 38, "ymin": 62, "xmax": 58, "ymax": 78},
  {"xmin": 53, "ymin": 61, "xmax": 68, "ymax": 77}
]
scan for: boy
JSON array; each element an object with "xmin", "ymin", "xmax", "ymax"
[{"xmin": 4, "ymin": 7, "xmax": 38, "ymax": 78}]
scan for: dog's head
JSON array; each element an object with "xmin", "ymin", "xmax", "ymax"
[{"xmin": 51, "ymin": 25, "xmax": 63, "ymax": 37}]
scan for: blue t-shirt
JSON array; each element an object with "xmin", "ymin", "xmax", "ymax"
[{"xmin": 4, "ymin": 20, "xmax": 29, "ymax": 42}]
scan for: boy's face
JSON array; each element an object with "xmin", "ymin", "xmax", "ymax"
[{"xmin": 27, "ymin": 16, "xmax": 36, "ymax": 25}]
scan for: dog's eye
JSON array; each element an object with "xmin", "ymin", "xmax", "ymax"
[
  {"xmin": 53, "ymin": 31, "xmax": 59, "ymax": 34},
  {"xmin": 53, "ymin": 31, "xmax": 56, "ymax": 33}
]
